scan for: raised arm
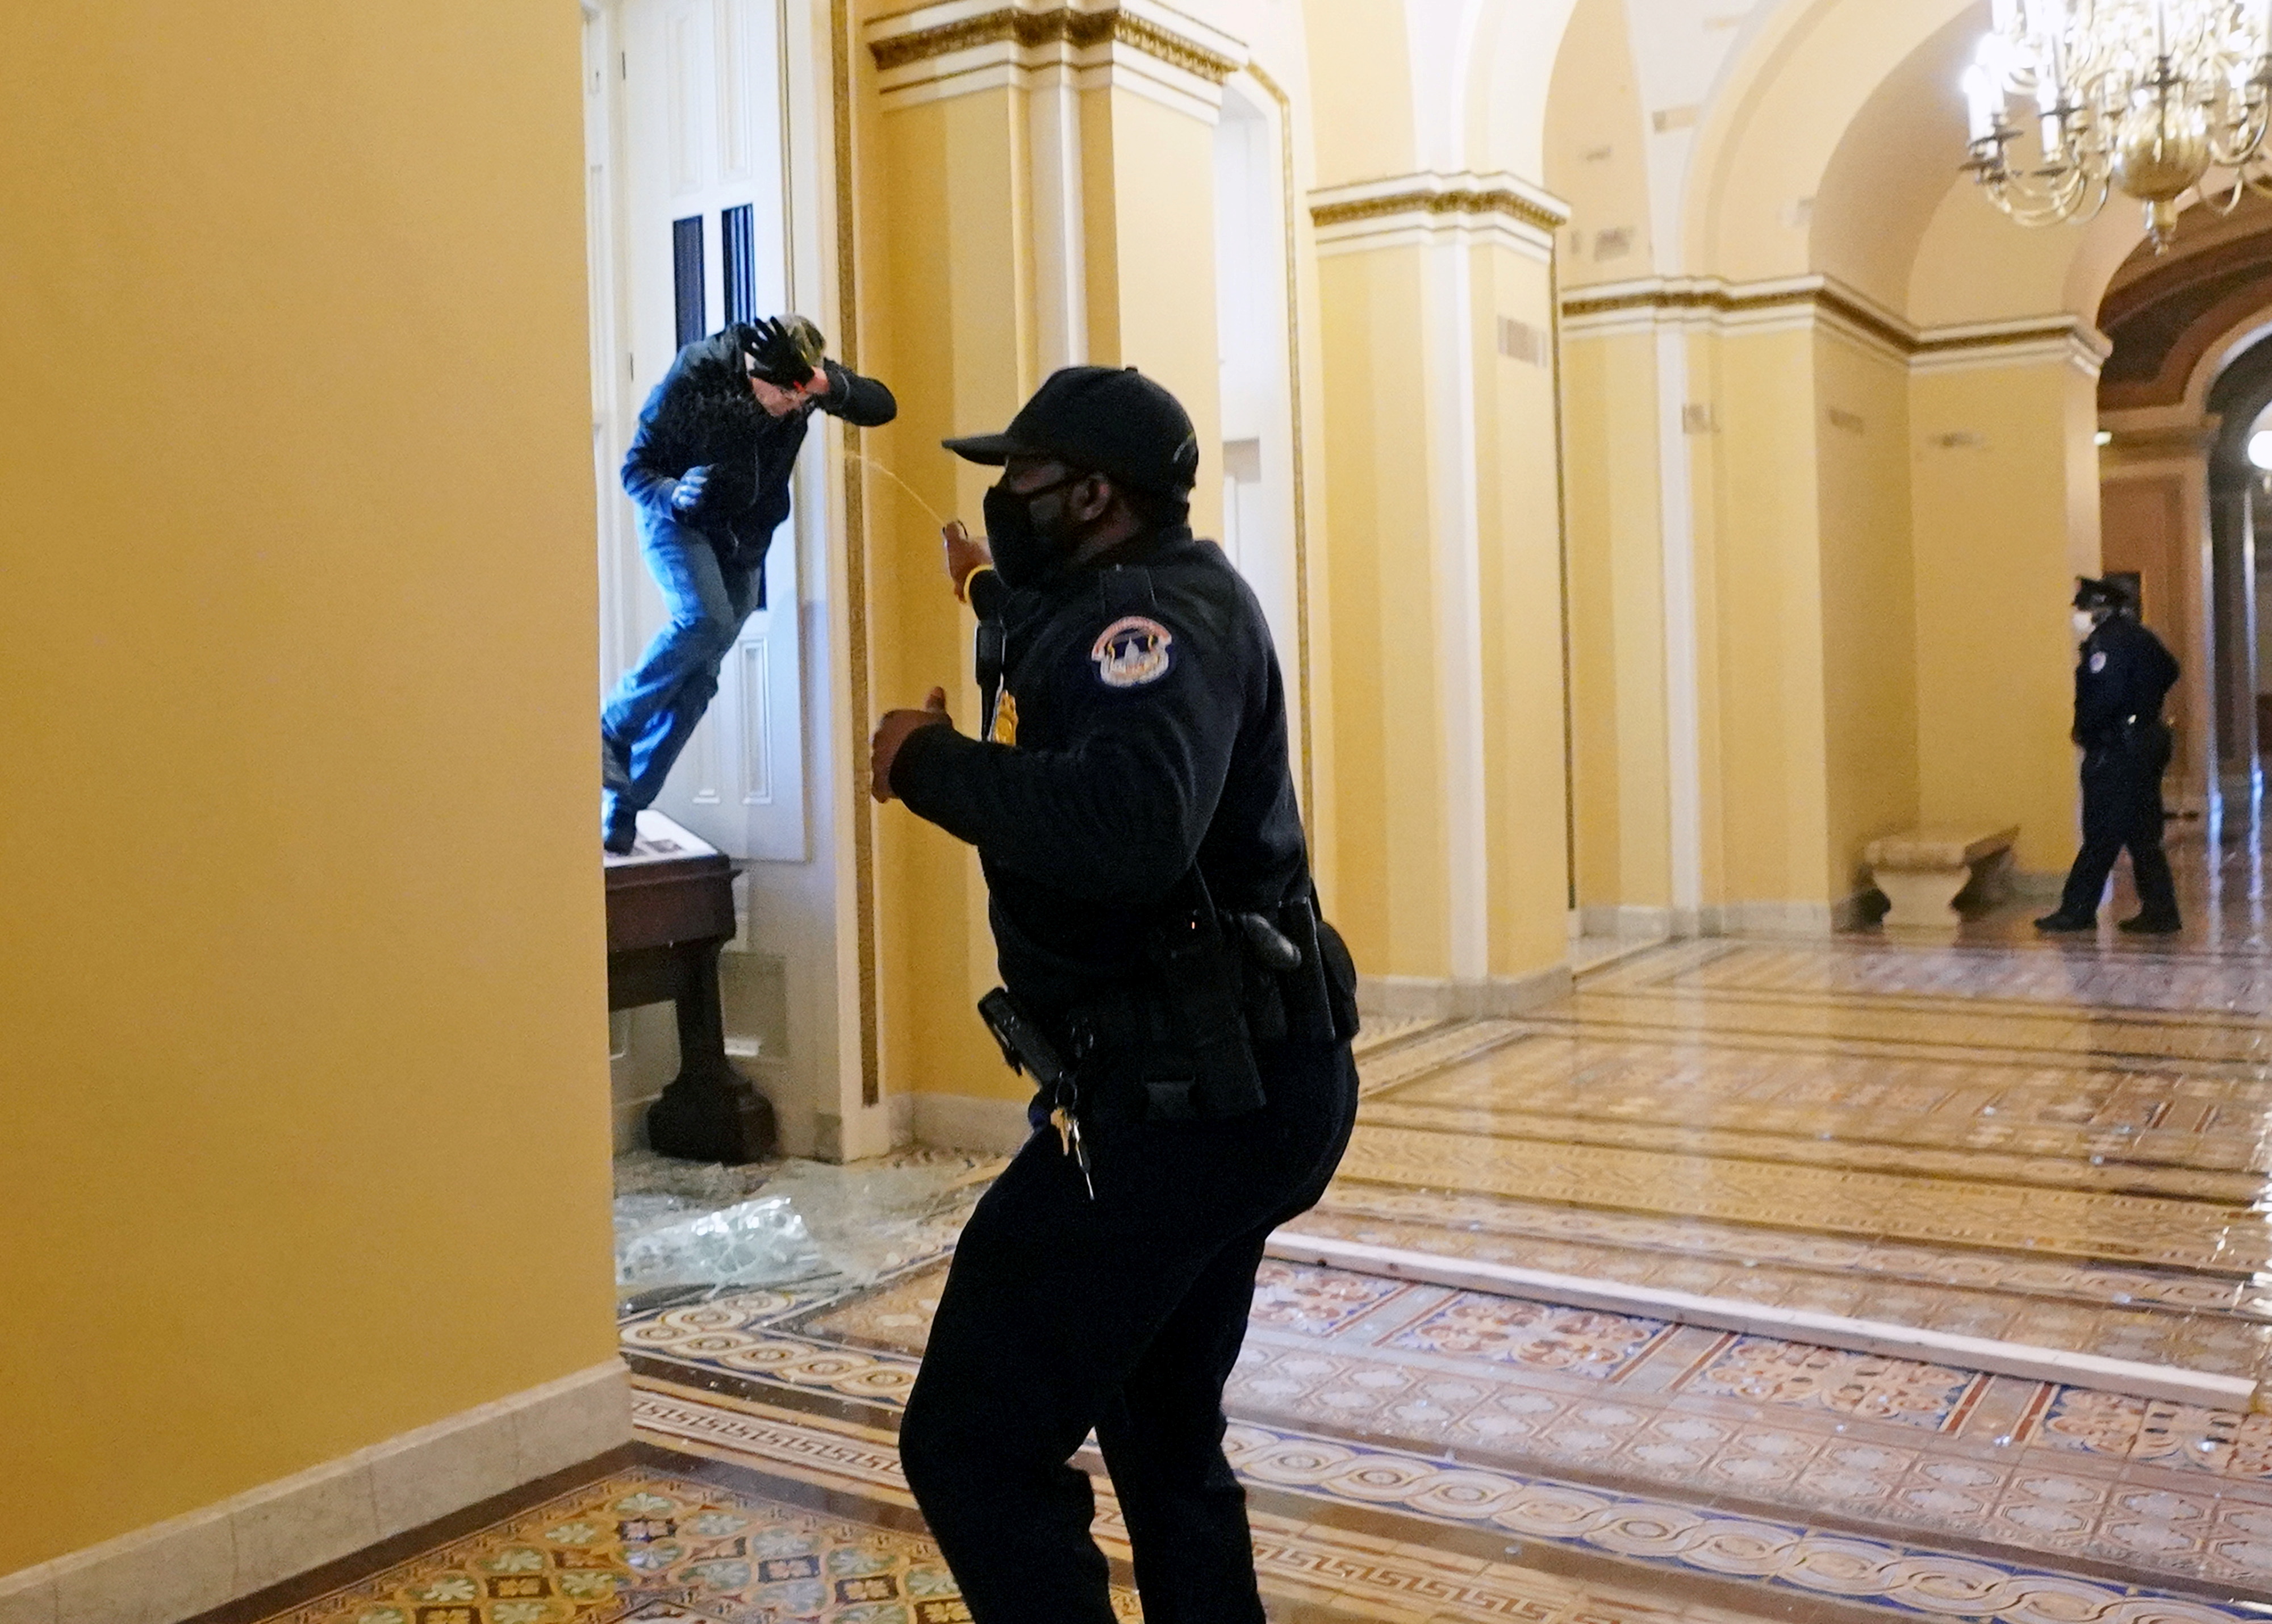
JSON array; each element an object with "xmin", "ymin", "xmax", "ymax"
[{"xmin": 889, "ymin": 607, "xmax": 1244, "ymax": 904}]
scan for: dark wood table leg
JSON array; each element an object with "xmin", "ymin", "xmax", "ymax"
[{"xmin": 644, "ymin": 938, "xmax": 779, "ymax": 1164}]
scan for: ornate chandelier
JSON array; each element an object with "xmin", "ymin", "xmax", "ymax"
[{"xmin": 1963, "ymin": 0, "xmax": 2272, "ymax": 250}]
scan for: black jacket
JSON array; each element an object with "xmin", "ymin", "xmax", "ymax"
[
  {"xmin": 2074, "ymin": 613, "xmax": 2179, "ymax": 745},
  {"xmin": 621, "ymin": 324, "xmax": 896, "ymax": 572},
  {"xmin": 892, "ymin": 529, "xmax": 1310, "ymax": 1018}
]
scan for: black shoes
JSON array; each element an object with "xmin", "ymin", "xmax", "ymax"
[
  {"xmin": 604, "ymin": 809, "xmax": 638, "ymax": 856},
  {"xmin": 2117, "ymin": 913, "xmax": 2182, "ymax": 935},
  {"xmin": 2035, "ymin": 910, "xmax": 2183, "ymax": 935}
]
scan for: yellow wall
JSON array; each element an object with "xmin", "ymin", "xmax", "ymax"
[
  {"xmin": 1704, "ymin": 327, "xmax": 1835, "ymax": 904},
  {"xmin": 1301, "ymin": 0, "xmax": 1417, "ymax": 187},
  {"xmin": 1543, "ymin": 0, "xmax": 1654, "ymax": 289},
  {"xmin": 1083, "ymin": 87, "xmax": 1226, "ymax": 543},
  {"xmin": 1560, "ymin": 332, "xmax": 1673, "ymax": 913},
  {"xmin": 1317, "ymin": 247, "xmax": 1454, "ymax": 976},
  {"xmin": 1911, "ymin": 362, "xmax": 2096, "ymax": 871},
  {"xmin": 1474, "ymin": 245, "xmax": 1574, "ymax": 974},
  {"xmin": 866, "ymin": 81, "xmax": 1033, "ymax": 1107},
  {"xmin": 1814, "ymin": 333, "xmax": 1920, "ymax": 892},
  {"xmin": 0, "ymin": 0, "xmax": 615, "ymax": 1567}
]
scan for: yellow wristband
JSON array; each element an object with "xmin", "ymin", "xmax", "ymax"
[{"xmin": 955, "ymin": 563, "xmax": 995, "ymax": 605}]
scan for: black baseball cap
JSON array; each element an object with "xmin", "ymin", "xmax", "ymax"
[
  {"xmin": 943, "ymin": 366, "xmax": 1200, "ymax": 495},
  {"xmin": 2074, "ymin": 576, "xmax": 2132, "ymax": 611}
]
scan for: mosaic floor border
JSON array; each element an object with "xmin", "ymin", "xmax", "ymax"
[
  {"xmin": 1333, "ymin": 1124, "xmax": 2271, "ymax": 1274},
  {"xmin": 1277, "ymin": 1189, "xmax": 2272, "ymax": 1380},
  {"xmin": 620, "ymin": 1253, "xmax": 2272, "ymax": 1597},
  {"xmin": 1583, "ymin": 941, "xmax": 2272, "ymax": 1025},
  {"xmin": 630, "ymin": 1384, "xmax": 2267, "ymax": 1623}
]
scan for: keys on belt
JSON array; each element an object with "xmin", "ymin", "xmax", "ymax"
[
  {"xmin": 978, "ymin": 987, "xmax": 1095, "ymax": 1201},
  {"xmin": 1049, "ymin": 1105, "xmax": 1095, "ymax": 1199}
]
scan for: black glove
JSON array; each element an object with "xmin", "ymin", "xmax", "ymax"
[
  {"xmin": 742, "ymin": 315, "xmax": 825, "ymax": 387},
  {"xmin": 669, "ymin": 465, "xmax": 716, "ymax": 523}
]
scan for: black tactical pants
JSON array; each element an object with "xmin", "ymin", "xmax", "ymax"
[
  {"xmin": 899, "ymin": 1037, "xmax": 1360, "ymax": 1624},
  {"xmin": 2057, "ymin": 724, "xmax": 2179, "ymax": 924}
]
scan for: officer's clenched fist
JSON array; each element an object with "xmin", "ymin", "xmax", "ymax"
[{"xmin": 871, "ymin": 688, "xmax": 954, "ymax": 802}]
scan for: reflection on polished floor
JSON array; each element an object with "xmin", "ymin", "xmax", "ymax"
[{"xmin": 220, "ymin": 831, "xmax": 2272, "ymax": 1623}]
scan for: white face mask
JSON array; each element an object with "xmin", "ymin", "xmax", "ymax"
[{"xmin": 2073, "ymin": 610, "xmax": 2097, "ymax": 638}]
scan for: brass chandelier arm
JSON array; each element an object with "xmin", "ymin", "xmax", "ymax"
[{"xmin": 1964, "ymin": 1, "xmax": 2272, "ymax": 250}]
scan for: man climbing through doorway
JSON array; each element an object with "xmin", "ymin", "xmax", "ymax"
[
  {"xmin": 602, "ymin": 314, "xmax": 896, "ymax": 853},
  {"xmin": 2037, "ymin": 576, "xmax": 2183, "ymax": 936}
]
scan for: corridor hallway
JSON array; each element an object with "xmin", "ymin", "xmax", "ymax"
[{"xmin": 198, "ymin": 834, "xmax": 2272, "ymax": 1623}]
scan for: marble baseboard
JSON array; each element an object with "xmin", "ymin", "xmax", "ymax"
[
  {"xmin": 611, "ymin": 1090, "xmax": 657, "ymax": 1155},
  {"xmin": 1357, "ymin": 965, "xmax": 1574, "ymax": 1021},
  {"xmin": 1575, "ymin": 904, "xmax": 1674, "ymax": 940},
  {"xmin": 0, "ymin": 1360, "xmax": 630, "ymax": 1624},
  {"xmin": 908, "ymin": 1089, "xmax": 1033, "ymax": 1155},
  {"xmin": 1703, "ymin": 895, "xmax": 1872, "ymax": 938}
]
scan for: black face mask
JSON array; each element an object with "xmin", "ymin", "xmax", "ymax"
[{"xmin": 983, "ymin": 475, "xmax": 1078, "ymax": 591}]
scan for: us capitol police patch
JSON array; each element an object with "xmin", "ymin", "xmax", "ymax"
[{"xmin": 1092, "ymin": 615, "xmax": 1175, "ymax": 688}]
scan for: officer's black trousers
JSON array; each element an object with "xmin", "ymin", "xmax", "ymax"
[
  {"xmin": 900, "ymin": 1037, "xmax": 1360, "ymax": 1624},
  {"xmin": 2056, "ymin": 728, "xmax": 2179, "ymax": 924}
]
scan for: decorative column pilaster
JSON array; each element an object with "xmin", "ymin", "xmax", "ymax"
[
  {"xmin": 1310, "ymin": 172, "xmax": 1574, "ymax": 1010},
  {"xmin": 854, "ymin": 1, "xmax": 1250, "ymax": 1120}
]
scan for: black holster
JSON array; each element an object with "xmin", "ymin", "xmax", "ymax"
[{"xmin": 1059, "ymin": 875, "xmax": 1361, "ymax": 1125}]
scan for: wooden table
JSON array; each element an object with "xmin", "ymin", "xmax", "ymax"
[{"xmin": 603, "ymin": 813, "xmax": 776, "ymax": 1163}]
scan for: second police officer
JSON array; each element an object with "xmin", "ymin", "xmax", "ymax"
[
  {"xmin": 2037, "ymin": 576, "xmax": 2183, "ymax": 936},
  {"xmin": 867, "ymin": 366, "xmax": 1362, "ymax": 1624}
]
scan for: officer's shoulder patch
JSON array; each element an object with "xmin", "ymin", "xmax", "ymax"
[
  {"xmin": 1091, "ymin": 615, "xmax": 1175, "ymax": 689},
  {"xmin": 2089, "ymin": 650, "xmax": 2108, "ymax": 673}
]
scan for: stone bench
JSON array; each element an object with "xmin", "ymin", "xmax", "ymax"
[{"xmin": 1864, "ymin": 825, "xmax": 2019, "ymax": 930}]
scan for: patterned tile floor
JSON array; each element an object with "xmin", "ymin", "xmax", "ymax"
[
  {"xmin": 622, "ymin": 1251, "xmax": 2272, "ymax": 1597},
  {"xmin": 612, "ymin": 828, "xmax": 2272, "ymax": 1616},
  {"xmin": 193, "ymin": 828, "xmax": 2272, "ymax": 1624}
]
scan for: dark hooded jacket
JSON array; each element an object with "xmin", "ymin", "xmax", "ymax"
[{"xmin": 621, "ymin": 323, "xmax": 896, "ymax": 577}]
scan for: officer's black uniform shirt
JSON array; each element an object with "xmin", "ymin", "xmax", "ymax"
[
  {"xmin": 621, "ymin": 325, "xmax": 896, "ymax": 579},
  {"xmin": 2074, "ymin": 614, "xmax": 2179, "ymax": 745},
  {"xmin": 892, "ymin": 527, "xmax": 1309, "ymax": 1019}
]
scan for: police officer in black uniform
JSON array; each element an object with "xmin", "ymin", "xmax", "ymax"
[
  {"xmin": 2037, "ymin": 577, "xmax": 2183, "ymax": 935},
  {"xmin": 868, "ymin": 366, "xmax": 1361, "ymax": 1624}
]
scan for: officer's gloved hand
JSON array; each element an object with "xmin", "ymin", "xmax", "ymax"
[{"xmin": 669, "ymin": 466, "xmax": 716, "ymax": 523}]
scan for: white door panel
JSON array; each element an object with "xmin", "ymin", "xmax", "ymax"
[{"xmin": 598, "ymin": 0, "xmax": 805, "ymax": 862}]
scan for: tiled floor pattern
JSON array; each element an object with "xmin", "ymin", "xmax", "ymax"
[
  {"xmin": 225, "ymin": 1463, "xmax": 1088, "ymax": 1624},
  {"xmin": 629, "ymin": 1391, "xmax": 1918, "ymax": 1624},
  {"xmin": 1317, "ymin": 946, "xmax": 2272, "ymax": 1362},
  {"xmin": 630, "ymin": 1383, "xmax": 2262, "ymax": 1623},
  {"xmin": 1280, "ymin": 1187, "xmax": 2272, "ymax": 1379},
  {"xmin": 1333, "ymin": 1121, "xmax": 2264, "ymax": 1270},
  {"xmin": 620, "ymin": 1252, "xmax": 2272, "ymax": 1596},
  {"xmin": 599, "ymin": 876, "xmax": 2272, "ymax": 1618}
]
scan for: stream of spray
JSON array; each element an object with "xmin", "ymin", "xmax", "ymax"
[{"xmin": 846, "ymin": 450, "xmax": 951, "ymax": 531}]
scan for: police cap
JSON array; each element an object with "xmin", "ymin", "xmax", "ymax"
[
  {"xmin": 943, "ymin": 366, "xmax": 1200, "ymax": 496},
  {"xmin": 2073, "ymin": 576, "xmax": 2134, "ymax": 612}
]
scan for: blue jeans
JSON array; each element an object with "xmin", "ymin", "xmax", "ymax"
[{"xmin": 601, "ymin": 515, "xmax": 762, "ymax": 824}]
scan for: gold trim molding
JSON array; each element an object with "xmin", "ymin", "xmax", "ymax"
[
  {"xmin": 1561, "ymin": 277, "xmax": 2110, "ymax": 374},
  {"xmin": 868, "ymin": 6, "xmax": 1236, "ymax": 83},
  {"xmin": 1312, "ymin": 186, "xmax": 1565, "ymax": 239}
]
